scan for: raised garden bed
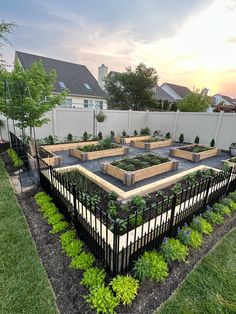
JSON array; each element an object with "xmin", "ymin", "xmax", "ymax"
[
  {"xmin": 39, "ymin": 146, "xmax": 62, "ymax": 166},
  {"xmin": 102, "ymin": 153, "xmax": 178, "ymax": 186},
  {"xmin": 131, "ymin": 137, "xmax": 174, "ymax": 151},
  {"xmin": 220, "ymin": 157, "xmax": 236, "ymax": 169},
  {"xmin": 170, "ymin": 144, "xmax": 220, "ymax": 162},
  {"xmin": 113, "ymin": 135, "xmax": 152, "ymax": 145},
  {"xmin": 41, "ymin": 140, "xmax": 99, "ymax": 152}
]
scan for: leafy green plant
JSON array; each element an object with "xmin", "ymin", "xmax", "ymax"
[
  {"xmin": 190, "ymin": 216, "xmax": 213, "ymax": 235},
  {"xmin": 108, "ymin": 191, "xmax": 117, "ymax": 201},
  {"xmin": 210, "ymin": 138, "xmax": 215, "ymax": 147},
  {"xmin": 81, "ymin": 267, "xmax": 106, "ymax": 290},
  {"xmin": 228, "ymin": 192, "xmax": 236, "ymax": 203},
  {"xmin": 177, "ymin": 226, "xmax": 202, "ymax": 249},
  {"xmin": 220, "ymin": 198, "xmax": 236, "ymax": 212},
  {"xmin": 47, "ymin": 213, "xmax": 64, "ymax": 225},
  {"xmin": 184, "ymin": 174, "xmax": 197, "ymax": 186},
  {"xmin": 86, "ymin": 285, "xmax": 119, "ymax": 314},
  {"xmin": 62, "ymin": 238, "xmax": 83, "ymax": 257},
  {"xmin": 7, "ymin": 148, "xmax": 23, "ymax": 167},
  {"xmin": 203, "ymin": 209, "xmax": 224, "ymax": 225},
  {"xmin": 110, "ymin": 130, "xmax": 115, "ymax": 138},
  {"xmin": 110, "ymin": 275, "xmax": 139, "ymax": 306},
  {"xmin": 98, "ymin": 131, "xmax": 103, "ymax": 140},
  {"xmin": 122, "ymin": 130, "xmax": 127, "ymax": 137},
  {"xmin": 134, "ymin": 130, "xmax": 138, "ymax": 136},
  {"xmin": 165, "ymin": 132, "xmax": 171, "ymax": 139},
  {"xmin": 160, "ymin": 238, "xmax": 189, "ymax": 263},
  {"xmin": 194, "ymin": 135, "xmax": 200, "ymax": 144},
  {"xmin": 140, "ymin": 127, "xmax": 150, "ymax": 135},
  {"xmin": 96, "ymin": 111, "xmax": 107, "ymax": 123},
  {"xmin": 129, "ymin": 213, "xmax": 143, "ymax": 227},
  {"xmin": 67, "ymin": 133, "xmax": 73, "ymax": 141},
  {"xmin": 179, "ymin": 133, "xmax": 184, "ymax": 143},
  {"xmin": 34, "ymin": 192, "xmax": 52, "ymax": 206},
  {"xmin": 70, "ymin": 252, "xmax": 94, "ymax": 270},
  {"xmin": 131, "ymin": 195, "xmax": 146, "ymax": 211},
  {"xmin": 60, "ymin": 230, "xmax": 76, "ymax": 248},
  {"xmin": 83, "ymin": 131, "xmax": 89, "ymax": 141},
  {"xmin": 50, "ymin": 221, "xmax": 69, "ymax": 234},
  {"xmin": 171, "ymin": 183, "xmax": 182, "ymax": 194},
  {"xmin": 107, "ymin": 201, "xmax": 117, "ymax": 218},
  {"xmin": 41, "ymin": 203, "xmax": 59, "ymax": 218},
  {"xmin": 213, "ymin": 203, "xmax": 231, "ymax": 217},
  {"xmin": 134, "ymin": 251, "xmax": 169, "ymax": 282}
]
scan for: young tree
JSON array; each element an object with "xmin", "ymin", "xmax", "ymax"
[
  {"xmin": 0, "ymin": 118, "xmax": 5, "ymax": 141},
  {"xmin": 105, "ymin": 63, "xmax": 159, "ymax": 110},
  {"xmin": 177, "ymin": 89, "xmax": 211, "ymax": 112},
  {"xmin": 0, "ymin": 60, "xmax": 67, "ymax": 138}
]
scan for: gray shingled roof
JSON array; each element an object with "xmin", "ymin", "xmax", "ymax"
[
  {"xmin": 221, "ymin": 95, "xmax": 234, "ymax": 104},
  {"xmin": 162, "ymin": 82, "xmax": 191, "ymax": 98},
  {"xmin": 16, "ymin": 51, "xmax": 105, "ymax": 98},
  {"xmin": 155, "ymin": 86, "xmax": 175, "ymax": 102}
]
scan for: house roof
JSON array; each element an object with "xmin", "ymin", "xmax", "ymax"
[
  {"xmin": 155, "ymin": 86, "xmax": 175, "ymax": 102},
  {"xmin": 15, "ymin": 51, "xmax": 105, "ymax": 98},
  {"xmin": 221, "ymin": 94, "xmax": 234, "ymax": 104},
  {"xmin": 161, "ymin": 82, "xmax": 191, "ymax": 98}
]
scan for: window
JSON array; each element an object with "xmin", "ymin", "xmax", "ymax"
[
  {"xmin": 95, "ymin": 100, "xmax": 103, "ymax": 109},
  {"xmin": 59, "ymin": 81, "xmax": 66, "ymax": 89},
  {"xmin": 84, "ymin": 99, "xmax": 93, "ymax": 108},
  {"xmin": 84, "ymin": 83, "xmax": 92, "ymax": 90},
  {"xmin": 61, "ymin": 98, "xmax": 72, "ymax": 108}
]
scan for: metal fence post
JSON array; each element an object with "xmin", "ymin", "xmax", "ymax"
[
  {"xmin": 226, "ymin": 167, "xmax": 233, "ymax": 194},
  {"xmin": 49, "ymin": 165, "xmax": 53, "ymax": 192},
  {"xmin": 113, "ymin": 220, "xmax": 119, "ymax": 275},
  {"xmin": 169, "ymin": 193, "xmax": 177, "ymax": 237},
  {"xmin": 204, "ymin": 177, "xmax": 212, "ymax": 208},
  {"xmin": 72, "ymin": 184, "xmax": 79, "ymax": 229}
]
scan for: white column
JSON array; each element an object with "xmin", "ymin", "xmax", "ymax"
[
  {"xmin": 173, "ymin": 110, "xmax": 180, "ymax": 140},
  {"xmin": 214, "ymin": 110, "xmax": 224, "ymax": 146}
]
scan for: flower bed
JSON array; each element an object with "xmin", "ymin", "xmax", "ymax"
[
  {"xmin": 131, "ymin": 137, "xmax": 174, "ymax": 151},
  {"xmin": 170, "ymin": 144, "xmax": 220, "ymax": 162},
  {"xmin": 113, "ymin": 135, "xmax": 152, "ymax": 144},
  {"xmin": 102, "ymin": 153, "xmax": 178, "ymax": 186}
]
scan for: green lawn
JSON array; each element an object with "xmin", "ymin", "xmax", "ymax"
[
  {"xmin": 0, "ymin": 157, "xmax": 57, "ymax": 314},
  {"xmin": 158, "ymin": 227, "xmax": 236, "ymax": 314}
]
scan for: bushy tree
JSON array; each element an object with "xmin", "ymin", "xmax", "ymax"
[
  {"xmin": 105, "ymin": 63, "xmax": 159, "ymax": 110},
  {"xmin": 177, "ymin": 89, "xmax": 211, "ymax": 112}
]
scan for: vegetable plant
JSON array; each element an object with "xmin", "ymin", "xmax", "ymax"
[
  {"xmin": 81, "ymin": 267, "xmax": 106, "ymax": 290},
  {"xmin": 171, "ymin": 183, "xmax": 182, "ymax": 194},
  {"xmin": 160, "ymin": 238, "xmax": 189, "ymax": 263},
  {"xmin": 110, "ymin": 275, "xmax": 139, "ymax": 306},
  {"xmin": 86, "ymin": 285, "xmax": 119, "ymax": 314},
  {"xmin": 132, "ymin": 195, "xmax": 146, "ymax": 211},
  {"xmin": 134, "ymin": 251, "xmax": 169, "ymax": 282}
]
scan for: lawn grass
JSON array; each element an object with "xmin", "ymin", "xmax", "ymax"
[
  {"xmin": 0, "ymin": 157, "xmax": 57, "ymax": 314},
  {"xmin": 158, "ymin": 227, "xmax": 236, "ymax": 314}
]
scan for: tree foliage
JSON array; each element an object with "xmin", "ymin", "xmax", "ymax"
[
  {"xmin": 105, "ymin": 63, "xmax": 159, "ymax": 110},
  {"xmin": 0, "ymin": 20, "xmax": 16, "ymax": 68},
  {"xmin": 0, "ymin": 60, "xmax": 67, "ymax": 136},
  {"xmin": 177, "ymin": 89, "xmax": 211, "ymax": 112}
]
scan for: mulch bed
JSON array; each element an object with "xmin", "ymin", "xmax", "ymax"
[{"xmin": 2, "ymin": 151, "xmax": 236, "ymax": 314}]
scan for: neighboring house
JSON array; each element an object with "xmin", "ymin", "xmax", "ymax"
[
  {"xmin": 15, "ymin": 51, "xmax": 107, "ymax": 109},
  {"xmin": 155, "ymin": 86, "xmax": 176, "ymax": 103},
  {"xmin": 213, "ymin": 94, "xmax": 235, "ymax": 106},
  {"xmin": 160, "ymin": 82, "xmax": 191, "ymax": 101}
]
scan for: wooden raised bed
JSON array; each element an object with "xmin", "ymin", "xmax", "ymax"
[
  {"xmin": 170, "ymin": 144, "xmax": 220, "ymax": 162},
  {"xmin": 70, "ymin": 146, "xmax": 129, "ymax": 161},
  {"xmin": 131, "ymin": 138, "xmax": 174, "ymax": 151},
  {"xmin": 102, "ymin": 159, "xmax": 179, "ymax": 186},
  {"xmin": 39, "ymin": 146, "xmax": 62, "ymax": 166},
  {"xmin": 113, "ymin": 135, "xmax": 152, "ymax": 145},
  {"xmin": 42, "ymin": 140, "xmax": 99, "ymax": 152},
  {"xmin": 220, "ymin": 157, "xmax": 236, "ymax": 169}
]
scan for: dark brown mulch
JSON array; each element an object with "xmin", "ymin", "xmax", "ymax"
[{"xmin": 2, "ymin": 152, "xmax": 236, "ymax": 314}]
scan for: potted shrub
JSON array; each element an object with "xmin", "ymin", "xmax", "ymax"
[
  {"xmin": 230, "ymin": 142, "xmax": 236, "ymax": 156},
  {"xmin": 96, "ymin": 111, "xmax": 107, "ymax": 123}
]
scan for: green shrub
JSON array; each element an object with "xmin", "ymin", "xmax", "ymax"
[
  {"xmin": 60, "ymin": 230, "xmax": 77, "ymax": 248},
  {"xmin": 98, "ymin": 131, "xmax": 103, "ymax": 140},
  {"xmin": 134, "ymin": 251, "xmax": 169, "ymax": 282},
  {"xmin": 83, "ymin": 131, "xmax": 89, "ymax": 141},
  {"xmin": 177, "ymin": 226, "xmax": 202, "ymax": 249},
  {"xmin": 86, "ymin": 285, "xmax": 119, "ymax": 314},
  {"xmin": 50, "ymin": 221, "xmax": 69, "ymax": 234},
  {"xmin": 62, "ymin": 239, "xmax": 83, "ymax": 257},
  {"xmin": 131, "ymin": 195, "xmax": 146, "ymax": 211},
  {"xmin": 210, "ymin": 138, "xmax": 215, "ymax": 147},
  {"xmin": 34, "ymin": 192, "xmax": 52, "ymax": 206},
  {"xmin": 190, "ymin": 216, "xmax": 213, "ymax": 235},
  {"xmin": 213, "ymin": 203, "xmax": 231, "ymax": 217},
  {"xmin": 110, "ymin": 130, "xmax": 115, "ymax": 138},
  {"xmin": 7, "ymin": 148, "xmax": 24, "ymax": 167},
  {"xmin": 47, "ymin": 213, "xmax": 64, "ymax": 225},
  {"xmin": 179, "ymin": 133, "xmax": 184, "ymax": 143},
  {"xmin": 194, "ymin": 135, "xmax": 200, "ymax": 144},
  {"xmin": 228, "ymin": 192, "xmax": 236, "ymax": 202},
  {"xmin": 70, "ymin": 252, "xmax": 94, "ymax": 270},
  {"xmin": 203, "ymin": 209, "xmax": 224, "ymax": 225},
  {"xmin": 67, "ymin": 133, "xmax": 73, "ymax": 141},
  {"xmin": 220, "ymin": 198, "xmax": 236, "ymax": 212},
  {"xmin": 110, "ymin": 275, "xmax": 139, "ymax": 306},
  {"xmin": 81, "ymin": 267, "xmax": 106, "ymax": 290},
  {"xmin": 134, "ymin": 130, "xmax": 138, "ymax": 136},
  {"xmin": 140, "ymin": 127, "xmax": 150, "ymax": 135},
  {"xmin": 42, "ymin": 203, "xmax": 59, "ymax": 218},
  {"xmin": 165, "ymin": 132, "xmax": 171, "ymax": 139},
  {"xmin": 160, "ymin": 238, "xmax": 189, "ymax": 263}
]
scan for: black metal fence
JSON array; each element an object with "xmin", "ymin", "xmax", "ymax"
[
  {"xmin": 39, "ymin": 160, "xmax": 236, "ymax": 275},
  {"xmin": 9, "ymin": 131, "xmax": 29, "ymax": 168}
]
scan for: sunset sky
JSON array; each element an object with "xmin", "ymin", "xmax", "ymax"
[{"xmin": 2, "ymin": 0, "xmax": 236, "ymax": 97}]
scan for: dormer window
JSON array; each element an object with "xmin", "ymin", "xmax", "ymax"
[
  {"xmin": 84, "ymin": 83, "xmax": 91, "ymax": 90},
  {"xmin": 59, "ymin": 81, "xmax": 66, "ymax": 89}
]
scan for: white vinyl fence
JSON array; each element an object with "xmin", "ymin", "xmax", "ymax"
[{"xmin": 0, "ymin": 109, "xmax": 236, "ymax": 150}]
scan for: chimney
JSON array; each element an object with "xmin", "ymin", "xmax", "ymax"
[{"xmin": 98, "ymin": 64, "xmax": 108, "ymax": 90}]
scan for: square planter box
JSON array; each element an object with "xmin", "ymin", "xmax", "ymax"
[
  {"xmin": 70, "ymin": 146, "xmax": 129, "ymax": 161},
  {"xmin": 39, "ymin": 146, "xmax": 62, "ymax": 166},
  {"xmin": 170, "ymin": 144, "xmax": 220, "ymax": 162},
  {"xmin": 102, "ymin": 159, "xmax": 179, "ymax": 186},
  {"xmin": 131, "ymin": 138, "xmax": 174, "ymax": 151},
  {"xmin": 113, "ymin": 135, "xmax": 152, "ymax": 145},
  {"xmin": 219, "ymin": 157, "xmax": 236, "ymax": 169}
]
